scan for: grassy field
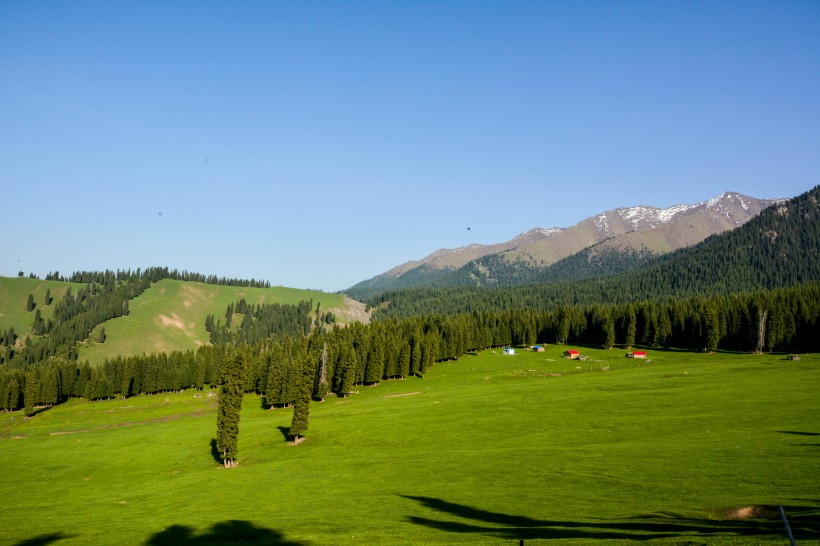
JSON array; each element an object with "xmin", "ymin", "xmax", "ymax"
[
  {"xmin": 0, "ymin": 276, "xmax": 79, "ymax": 335},
  {"xmin": 77, "ymin": 279, "xmax": 349, "ymax": 365},
  {"xmin": 0, "ymin": 276, "xmax": 352, "ymax": 366},
  {"xmin": 1, "ymin": 346, "xmax": 818, "ymax": 545}
]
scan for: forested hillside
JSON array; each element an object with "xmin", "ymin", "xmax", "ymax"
[
  {"xmin": 366, "ymin": 186, "xmax": 819, "ymax": 319},
  {"xmin": 0, "ymin": 268, "xmax": 349, "ymax": 369}
]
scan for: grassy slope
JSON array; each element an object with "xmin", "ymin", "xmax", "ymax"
[
  {"xmin": 0, "ymin": 276, "xmax": 79, "ymax": 334},
  {"xmin": 1, "ymin": 347, "xmax": 817, "ymax": 545},
  {"xmin": 78, "ymin": 279, "xmax": 348, "ymax": 365}
]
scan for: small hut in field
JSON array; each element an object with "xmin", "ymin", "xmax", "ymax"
[
  {"xmin": 532, "ymin": 345, "xmax": 545, "ymax": 352},
  {"xmin": 627, "ymin": 351, "xmax": 647, "ymax": 359},
  {"xmin": 564, "ymin": 349, "xmax": 581, "ymax": 360},
  {"xmin": 503, "ymin": 347, "xmax": 516, "ymax": 355}
]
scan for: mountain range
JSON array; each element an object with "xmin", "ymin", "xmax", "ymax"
[{"xmin": 346, "ymin": 192, "xmax": 783, "ymax": 298}]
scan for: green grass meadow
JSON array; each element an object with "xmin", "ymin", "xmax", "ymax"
[
  {"xmin": 1, "ymin": 347, "xmax": 818, "ymax": 545},
  {"xmin": 74, "ymin": 279, "xmax": 346, "ymax": 365},
  {"xmin": 0, "ymin": 277, "xmax": 78, "ymax": 335},
  {"xmin": 0, "ymin": 276, "xmax": 348, "ymax": 366}
]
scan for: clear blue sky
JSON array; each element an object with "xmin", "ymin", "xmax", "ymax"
[{"xmin": 1, "ymin": 1, "xmax": 818, "ymax": 292}]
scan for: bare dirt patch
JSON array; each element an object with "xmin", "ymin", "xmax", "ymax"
[
  {"xmin": 330, "ymin": 297, "xmax": 372, "ymax": 325},
  {"xmin": 380, "ymin": 392, "xmax": 422, "ymax": 398},
  {"xmin": 723, "ymin": 505, "xmax": 778, "ymax": 520},
  {"xmin": 158, "ymin": 313, "xmax": 186, "ymax": 330}
]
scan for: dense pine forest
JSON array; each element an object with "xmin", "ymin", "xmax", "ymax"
[{"xmin": 0, "ymin": 187, "xmax": 818, "ymax": 415}]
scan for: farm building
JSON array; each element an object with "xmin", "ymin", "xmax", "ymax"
[
  {"xmin": 628, "ymin": 351, "xmax": 647, "ymax": 359},
  {"xmin": 564, "ymin": 350, "xmax": 581, "ymax": 359},
  {"xmin": 532, "ymin": 345, "xmax": 545, "ymax": 352},
  {"xmin": 503, "ymin": 348, "xmax": 516, "ymax": 355}
]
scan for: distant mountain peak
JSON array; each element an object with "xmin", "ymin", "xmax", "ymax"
[{"xmin": 345, "ymin": 191, "xmax": 784, "ymax": 297}]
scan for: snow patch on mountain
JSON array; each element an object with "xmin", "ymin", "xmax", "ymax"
[
  {"xmin": 593, "ymin": 214, "xmax": 611, "ymax": 235},
  {"xmin": 617, "ymin": 203, "xmax": 697, "ymax": 230}
]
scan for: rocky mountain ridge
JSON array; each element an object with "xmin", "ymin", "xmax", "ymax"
[{"xmin": 347, "ymin": 191, "xmax": 783, "ymax": 296}]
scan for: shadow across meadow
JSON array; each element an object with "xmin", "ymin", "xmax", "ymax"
[
  {"xmin": 144, "ymin": 520, "xmax": 307, "ymax": 545},
  {"xmin": 401, "ymin": 495, "xmax": 820, "ymax": 542},
  {"xmin": 13, "ymin": 533, "xmax": 73, "ymax": 546}
]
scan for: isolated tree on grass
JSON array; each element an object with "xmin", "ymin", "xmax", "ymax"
[{"xmin": 216, "ymin": 349, "xmax": 246, "ymax": 467}]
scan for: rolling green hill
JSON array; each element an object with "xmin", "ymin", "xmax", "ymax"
[
  {"xmin": 0, "ymin": 276, "xmax": 367, "ymax": 366},
  {"xmin": 0, "ymin": 276, "xmax": 81, "ymax": 335}
]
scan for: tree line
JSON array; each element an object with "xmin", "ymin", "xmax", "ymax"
[
  {"xmin": 205, "ymin": 298, "xmax": 329, "ymax": 346},
  {"xmin": 44, "ymin": 266, "xmax": 271, "ymax": 288},
  {"xmin": 3, "ymin": 282, "xmax": 818, "ymax": 416}
]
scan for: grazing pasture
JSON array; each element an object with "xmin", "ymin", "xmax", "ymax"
[{"xmin": 1, "ymin": 347, "xmax": 818, "ymax": 545}]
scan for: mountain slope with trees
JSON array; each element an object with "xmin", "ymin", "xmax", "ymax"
[
  {"xmin": 346, "ymin": 192, "xmax": 782, "ymax": 299},
  {"xmin": 0, "ymin": 269, "xmax": 365, "ymax": 369},
  {"xmin": 366, "ymin": 185, "xmax": 819, "ymax": 319}
]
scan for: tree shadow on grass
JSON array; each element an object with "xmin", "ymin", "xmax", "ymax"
[
  {"xmin": 13, "ymin": 533, "xmax": 73, "ymax": 546},
  {"xmin": 401, "ymin": 495, "xmax": 820, "ymax": 542},
  {"xmin": 777, "ymin": 430, "xmax": 820, "ymax": 448},
  {"xmin": 277, "ymin": 425, "xmax": 291, "ymax": 441},
  {"xmin": 145, "ymin": 520, "xmax": 307, "ymax": 545},
  {"xmin": 209, "ymin": 438, "xmax": 221, "ymax": 464}
]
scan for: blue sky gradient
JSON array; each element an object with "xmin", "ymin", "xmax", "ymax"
[{"xmin": 2, "ymin": 1, "xmax": 818, "ymax": 291}]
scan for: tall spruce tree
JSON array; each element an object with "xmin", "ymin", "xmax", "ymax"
[
  {"xmin": 288, "ymin": 352, "xmax": 312, "ymax": 443},
  {"xmin": 216, "ymin": 349, "xmax": 246, "ymax": 467},
  {"xmin": 23, "ymin": 369, "xmax": 40, "ymax": 417},
  {"xmin": 313, "ymin": 343, "xmax": 329, "ymax": 401}
]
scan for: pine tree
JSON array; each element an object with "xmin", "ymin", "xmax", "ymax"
[
  {"xmin": 24, "ymin": 369, "xmax": 40, "ymax": 417},
  {"xmin": 40, "ymin": 368, "xmax": 60, "ymax": 406},
  {"xmin": 313, "ymin": 343, "xmax": 329, "ymax": 401},
  {"xmin": 288, "ymin": 352, "xmax": 312, "ymax": 442},
  {"xmin": 6, "ymin": 377, "xmax": 21, "ymax": 411},
  {"xmin": 703, "ymin": 304, "xmax": 721, "ymax": 353},
  {"xmin": 624, "ymin": 304, "xmax": 637, "ymax": 349},
  {"xmin": 26, "ymin": 294, "xmax": 35, "ymax": 312},
  {"xmin": 216, "ymin": 350, "xmax": 246, "ymax": 467}
]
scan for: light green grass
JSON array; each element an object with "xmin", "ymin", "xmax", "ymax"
[
  {"xmin": 0, "ymin": 276, "xmax": 348, "ymax": 365},
  {"xmin": 0, "ymin": 276, "xmax": 78, "ymax": 334},
  {"xmin": 77, "ymin": 279, "xmax": 347, "ymax": 365},
  {"xmin": 1, "ymin": 347, "xmax": 818, "ymax": 545}
]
